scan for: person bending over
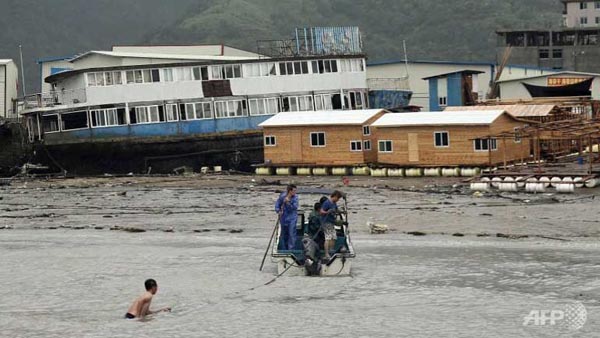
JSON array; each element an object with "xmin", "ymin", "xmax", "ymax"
[
  {"xmin": 125, "ymin": 279, "xmax": 171, "ymax": 319},
  {"xmin": 319, "ymin": 191, "xmax": 343, "ymax": 261}
]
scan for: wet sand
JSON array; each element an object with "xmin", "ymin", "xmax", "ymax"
[{"xmin": 0, "ymin": 175, "xmax": 599, "ymax": 337}]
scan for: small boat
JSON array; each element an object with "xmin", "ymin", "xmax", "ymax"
[{"xmin": 270, "ymin": 191, "xmax": 355, "ymax": 276}]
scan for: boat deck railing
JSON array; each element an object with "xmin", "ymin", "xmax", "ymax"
[{"xmin": 19, "ymin": 88, "xmax": 87, "ymax": 111}]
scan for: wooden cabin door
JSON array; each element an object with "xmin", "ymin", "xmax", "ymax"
[
  {"xmin": 289, "ymin": 131, "xmax": 302, "ymax": 163},
  {"xmin": 408, "ymin": 133, "xmax": 419, "ymax": 162}
]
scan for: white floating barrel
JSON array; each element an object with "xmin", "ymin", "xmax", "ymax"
[
  {"xmin": 352, "ymin": 167, "xmax": 370, "ymax": 176},
  {"xmin": 550, "ymin": 177, "xmax": 562, "ymax": 187},
  {"xmin": 498, "ymin": 182, "xmax": 518, "ymax": 192},
  {"xmin": 371, "ymin": 168, "xmax": 388, "ymax": 177},
  {"xmin": 481, "ymin": 177, "xmax": 491, "ymax": 183},
  {"xmin": 491, "ymin": 177, "xmax": 502, "ymax": 188},
  {"xmin": 503, "ymin": 177, "xmax": 515, "ymax": 182},
  {"xmin": 313, "ymin": 168, "xmax": 330, "ymax": 176},
  {"xmin": 470, "ymin": 182, "xmax": 490, "ymax": 192},
  {"xmin": 255, "ymin": 167, "xmax": 273, "ymax": 175},
  {"xmin": 405, "ymin": 168, "xmax": 423, "ymax": 177},
  {"xmin": 460, "ymin": 167, "xmax": 481, "ymax": 177},
  {"xmin": 574, "ymin": 177, "xmax": 584, "ymax": 188},
  {"xmin": 442, "ymin": 168, "xmax": 461, "ymax": 177},
  {"xmin": 556, "ymin": 184, "xmax": 575, "ymax": 194},
  {"xmin": 585, "ymin": 178, "xmax": 598, "ymax": 188},
  {"xmin": 388, "ymin": 168, "xmax": 405, "ymax": 177},
  {"xmin": 525, "ymin": 183, "xmax": 546, "ymax": 193},
  {"xmin": 538, "ymin": 177, "xmax": 550, "ymax": 187},
  {"xmin": 423, "ymin": 168, "xmax": 442, "ymax": 177},
  {"xmin": 296, "ymin": 168, "xmax": 312, "ymax": 176},
  {"xmin": 276, "ymin": 167, "xmax": 294, "ymax": 176},
  {"xmin": 213, "ymin": 166, "xmax": 222, "ymax": 173},
  {"xmin": 526, "ymin": 177, "xmax": 538, "ymax": 183},
  {"xmin": 562, "ymin": 177, "xmax": 573, "ymax": 183},
  {"xmin": 332, "ymin": 167, "xmax": 349, "ymax": 176}
]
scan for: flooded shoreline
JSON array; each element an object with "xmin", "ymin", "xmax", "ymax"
[{"xmin": 1, "ymin": 175, "xmax": 599, "ymax": 337}]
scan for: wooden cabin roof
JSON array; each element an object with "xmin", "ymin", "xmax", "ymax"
[
  {"xmin": 445, "ymin": 104, "xmax": 556, "ymax": 117},
  {"xmin": 259, "ymin": 109, "xmax": 386, "ymax": 127},
  {"xmin": 371, "ymin": 110, "xmax": 507, "ymax": 127}
]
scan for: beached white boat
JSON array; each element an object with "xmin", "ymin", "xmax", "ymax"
[{"xmin": 270, "ymin": 192, "xmax": 356, "ymax": 276}]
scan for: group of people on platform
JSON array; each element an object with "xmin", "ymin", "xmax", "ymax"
[{"xmin": 274, "ymin": 184, "xmax": 344, "ymax": 261}]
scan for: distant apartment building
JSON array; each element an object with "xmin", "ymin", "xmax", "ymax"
[
  {"xmin": 562, "ymin": 0, "xmax": 600, "ymax": 28},
  {"xmin": 496, "ymin": 1, "xmax": 600, "ymax": 73}
]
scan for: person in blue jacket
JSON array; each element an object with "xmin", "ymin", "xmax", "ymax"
[{"xmin": 275, "ymin": 184, "xmax": 299, "ymax": 250}]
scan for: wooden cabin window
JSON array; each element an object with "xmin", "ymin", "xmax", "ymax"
[
  {"xmin": 473, "ymin": 139, "xmax": 497, "ymax": 151},
  {"xmin": 264, "ymin": 135, "xmax": 276, "ymax": 147},
  {"xmin": 434, "ymin": 131, "xmax": 449, "ymax": 147},
  {"xmin": 378, "ymin": 140, "xmax": 392, "ymax": 153},
  {"xmin": 514, "ymin": 127, "xmax": 522, "ymax": 143},
  {"xmin": 310, "ymin": 132, "xmax": 326, "ymax": 147},
  {"xmin": 363, "ymin": 126, "xmax": 371, "ymax": 136},
  {"xmin": 363, "ymin": 140, "xmax": 372, "ymax": 151},
  {"xmin": 350, "ymin": 141, "xmax": 363, "ymax": 151}
]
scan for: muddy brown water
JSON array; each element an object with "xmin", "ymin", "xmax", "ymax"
[{"xmin": 0, "ymin": 175, "xmax": 599, "ymax": 337}]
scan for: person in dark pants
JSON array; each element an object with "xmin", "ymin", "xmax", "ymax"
[
  {"xmin": 275, "ymin": 184, "xmax": 299, "ymax": 250},
  {"xmin": 320, "ymin": 191, "xmax": 343, "ymax": 260}
]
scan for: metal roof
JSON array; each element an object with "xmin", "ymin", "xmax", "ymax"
[
  {"xmin": 367, "ymin": 59, "xmax": 495, "ymax": 67},
  {"xmin": 445, "ymin": 104, "xmax": 556, "ymax": 117},
  {"xmin": 371, "ymin": 110, "xmax": 507, "ymax": 127},
  {"xmin": 259, "ymin": 109, "xmax": 386, "ymax": 127},
  {"xmin": 422, "ymin": 69, "xmax": 484, "ymax": 80},
  {"xmin": 496, "ymin": 71, "xmax": 600, "ymax": 83},
  {"xmin": 69, "ymin": 50, "xmax": 259, "ymax": 63}
]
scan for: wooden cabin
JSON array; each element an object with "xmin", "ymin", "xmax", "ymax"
[
  {"xmin": 371, "ymin": 110, "xmax": 530, "ymax": 166},
  {"xmin": 259, "ymin": 109, "xmax": 387, "ymax": 166},
  {"xmin": 444, "ymin": 104, "xmax": 575, "ymax": 123}
]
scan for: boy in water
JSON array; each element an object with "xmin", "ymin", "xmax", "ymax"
[
  {"xmin": 125, "ymin": 279, "xmax": 171, "ymax": 319},
  {"xmin": 319, "ymin": 190, "xmax": 343, "ymax": 261}
]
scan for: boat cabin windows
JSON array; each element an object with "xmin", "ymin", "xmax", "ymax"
[
  {"xmin": 91, "ymin": 108, "xmax": 126, "ymax": 127},
  {"xmin": 264, "ymin": 135, "xmax": 276, "ymax": 146},
  {"xmin": 282, "ymin": 95, "xmax": 313, "ymax": 112},
  {"xmin": 176, "ymin": 67, "xmax": 193, "ymax": 81},
  {"xmin": 215, "ymin": 99, "xmax": 246, "ymax": 118},
  {"xmin": 165, "ymin": 104, "xmax": 179, "ymax": 122},
  {"xmin": 473, "ymin": 138, "xmax": 498, "ymax": 152},
  {"xmin": 244, "ymin": 62, "xmax": 277, "ymax": 77},
  {"xmin": 348, "ymin": 91, "xmax": 365, "ymax": 109},
  {"xmin": 378, "ymin": 140, "xmax": 393, "ymax": 153},
  {"xmin": 210, "ymin": 65, "xmax": 242, "ymax": 80},
  {"xmin": 131, "ymin": 105, "xmax": 164, "ymax": 124},
  {"xmin": 434, "ymin": 131, "xmax": 450, "ymax": 147},
  {"xmin": 279, "ymin": 61, "xmax": 309, "ymax": 75},
  {"xmin": 61, "ymin": 111, "xmax": 88, "ymax": 130},
  {"xmin": 249, "ymin": 97, "xmax": 279, "ymax": 116},
  {"xmin": 42, "ymin": 115, "xmax": 60, "ymax": 133},
  {"xmin": 163, "ymin": 69, "xmax": 174, "ymax": 82},
  {"xmin": 311, "ymin": 59, "xmax": 338, "ymax": 74},
  {"xmin": 314, "ymin": 93, "xmax": 333, "ymax": 110},
  {"xmin": 194, "ymin": 102, "xmax": 214, "ymax": 119},
  {"xmin": 192, "ymin": 67, "xmax": 209, "ymax": 81},
  {"xmin": 310, "ymin": 132, "xmax": 326, "ymax": 147},
  {"xmin": 350, "ymin": 140, "xmax": 362, "ymax": 151},
  {"xmin": 87, "ymin": 71, "xmax": 122, "ymax": 87},
  {"xmin": 339, "ymin": 59, "xmax": 364, "ymax": 72},
  {"xmin": 125, "ymin": 70, "xmax": 144, "ymax": 84}
]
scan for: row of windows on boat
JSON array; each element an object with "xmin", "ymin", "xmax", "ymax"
[
  {"xmin": 85, "ymin": 59, "xmax": 365, "ymax": 87},
  {"xmin": 39, "ymin": 91, "xmax": 367, "ymax": 133}
]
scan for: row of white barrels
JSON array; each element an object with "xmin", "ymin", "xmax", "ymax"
[
  {"xmin": 470, "ymin": 176, "xmax": 598, "ymax": 194},
  {"xmin": 256, "ymin": 167, "xmax": 482, "ymax": 177}
]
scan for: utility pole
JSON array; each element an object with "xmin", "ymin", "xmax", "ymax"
[{"xmin": 19, "ymin": 45, "xmax": 26, "ymax": 97}]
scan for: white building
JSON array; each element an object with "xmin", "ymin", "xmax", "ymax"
[
  {"xmin": 37, "ymin": 44, "xmax": 261, "ymax": 94},
  {"xmin": 0, "ymin": 59, "xmax": 19, "ymax": 119},
  {"xmin": 366, "ymin": 60, "xmax": 556, "ymax": 110},
  {"xmin": 562, "ymin": 0, "xmax": 600, "ymax": 28}
]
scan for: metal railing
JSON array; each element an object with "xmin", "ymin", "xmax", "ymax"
[
  {"xmin": 367, "ymin": 77, "xmax": 411, "ymax": 91},
  {"xmin": 19, "ymin": 88, "xmax": 87, "ymax": 111}
]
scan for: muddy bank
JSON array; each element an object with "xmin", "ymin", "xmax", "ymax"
[{"xmin": 2, "ymin": 174, "xmax": 600, "ymax": 239}]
